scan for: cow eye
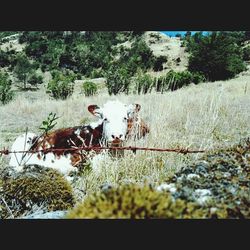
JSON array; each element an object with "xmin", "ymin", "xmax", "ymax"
[
  {"xmin": 104, "ymin": 118, "xmax": 109, "ymax": 122},
  {"xmin": 123, "ymin": 117, "xmax": 128, "ymax": 121}
]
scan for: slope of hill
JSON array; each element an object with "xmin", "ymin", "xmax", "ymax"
[
  {"xmin": 0, "ymin": 31, "xmax": 249, "ymax": 219},
  {"xmin": 144, "ymin": 31, "xmax": 189, "ymax": 75}
]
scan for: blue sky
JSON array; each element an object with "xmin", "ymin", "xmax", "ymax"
[{"xmin": 161, "ymin": 31, "xmax": 210, "ymax": 37}]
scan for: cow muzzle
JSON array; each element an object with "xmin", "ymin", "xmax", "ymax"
[{"xmin": 110, "ymin": 134, "xmax": 125, "ymax": 146}]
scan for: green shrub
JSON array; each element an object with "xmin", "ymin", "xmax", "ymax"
[
  {"xmin": 191, "ymin": 71, "xmax": 206, "ymax": 84},
  {"xmin": 27, "ymin": 73, "xmax": 43, "ymax": 87},
  {"xmin": 0, "ymin": 72, "xmax": 14, "ymax": 105},
  {"xmin": 169, "ymin": 71, "xmax": 193, "ymax": 91},
  {"xmin": 155, "ymin": 70, "xmax": 205, "ymax": 92},
  {"xmin": 82, "ymin": 81, "xmax": 98, "ymax": 96},
  {"xmin": 66, "ymin": 184, "xmax": 227, "ymax": 219},
  {"xmin": 153, "ymin": 55, "xmax": 168, "ymax": 71},
  {"xmin": 243, "ymin": 46, "xmax": 250, "ymax": 61},
  {"xmin": 105, "ymin": 65, "xmax": 131, "ymax": 95},
  {"xmin": 76, "ymin": 73, "xmax": 82, "ymax": 80},
  {"xmin": 0, "ymin": 50, "xmax": 13, "ymax": 67},
  {"xmin": 90, "ymin": 68, "xmax": 104, "ymax": 78},
  {"xmin": 134, "ymin": 72, "xmax": 154, "ymax": 94},
  {"xmin": 0, "ymin": 167, "xmax": 75, "ymax": 219},
  {"xmin": 47, "ymin": 72, "xmax": 74, "ymax": 100}
]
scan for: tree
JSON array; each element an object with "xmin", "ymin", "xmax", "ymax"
[
  {"xmin": 13, "ymin": 54, "xmax": 34, "ymax": 88},
  {"xmin": 188, "ymin": 32, "xmax": 246, "ymax": 81},
  {"xmin": 0, "ymin": 72, "xmax": 14, "ymax": 105}
]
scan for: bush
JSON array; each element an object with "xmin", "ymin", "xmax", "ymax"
[
  {"xmin": 153, "ymin": 55, "xmax": 168, "ymax": 71},
  {"xmin": 0, "ymin": 51, "xmax": 11, "ymax": 67},
  {"xmin": 187, "ymin": 32, "xmax": 247, "ymax": 81},
  {"xmin": 169, "ymin": 70, "xmax": 193, "ymax": 91},
  {"xmin": 66, "ymin": 184, "xmax": 227, "ymax": 219},
  {"xmin": 47, "ymin": 72, "xmax": 74, "ymax": 100},
  {"xmin": 155, "ymin": 70, "xmax": 205, "ymax": 92},
  {"xmin": 82, "ymin": 81, "xmax": 98, "ymax": 96},
  {"xmin": 134, "ymin": 72, "xmax": 154, "ymax": 94},
  {"xmin": 0, "ymin": 167, "xmax": 75, "ymax": 219},
  {"xmin": 90, "ymin": 68, "xmax": 104, "ymax": 78},
  {"xmin": 27, "ymin": 73, "xmax": 43, "ymax": 87},
  {"xmin": 0, "ymin": 72, "xmax": 14, "ymax": 105},
  {"xmin": 192, "ymin": 71, "xmax": 206, "ymax": 84},
  {"xmin": 105, "ymin": 65, "xmax": 131, "ymax": 95},
  {"xmin": 243, "ymin": 46, "xmax": 250, "ymax": 61}
]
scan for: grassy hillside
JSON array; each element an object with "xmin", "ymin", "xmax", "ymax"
[
  {"xmin": 1, "ymin": 65, "xmax": 249, "ymax": 201},
  {"xmin": 0, "ymin": 31, "xmax": 249, "ymax": 218}
]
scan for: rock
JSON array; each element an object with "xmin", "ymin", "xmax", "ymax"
[
  {"xmin": 186, "ymin": 174, "xmax": 200, "ymax": 180},
  {"xmin": 156, "ymin": 183, "xmax": 177, "ymax": 193},
  {"xmin": 193, "ymin": 189, "xmax": 212, "ymax": 205},
  {"xmin": 100, "ymin": 183, "xmax": 113, "ymax": 192},
  {"xmin": 21, "ymin": 210, "xmax": 67, "ymax": 219}
]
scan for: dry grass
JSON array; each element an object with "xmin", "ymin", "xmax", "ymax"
[{"xmin": 0, "ymin": 71, "xmax": 250, "ymax": 201}]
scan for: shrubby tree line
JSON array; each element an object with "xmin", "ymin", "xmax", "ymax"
[
  {"xmin": 1, "ymin": 31, "xmax": 250, "ymax": 104},
  {"xmin": 18, "ymin": 31, "xmax": 163, "ymax": 77},
  {"xmin": 106, "ymin": 31, "xmax": 250, "ymax": 95}
]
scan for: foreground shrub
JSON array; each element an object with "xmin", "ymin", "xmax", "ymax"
[
  {"xmin": 0, "ymin": 167, "xmax": 75, "ymax": 219},
  {"xmin": 82, "ymin": 81, "xmax": 98, "ymax": 96},
  {"xmin": 0, "ymin": 72, "xmax": 14, "ymax": 105},
  {"xmin": 66, "ymin": 184, "xmax": 227, "ymax": 219}
]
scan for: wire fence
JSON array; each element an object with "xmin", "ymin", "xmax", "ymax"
[{"xmin": 0, "ymin": 145, "xmax": 206, "ymax": 156}]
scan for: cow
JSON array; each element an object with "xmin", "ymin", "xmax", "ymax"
[{"xmin": 9, "ymin": 100, "xmax": 150, "ymax": 177}]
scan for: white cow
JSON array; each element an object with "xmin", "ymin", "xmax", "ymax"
[{"xmin": 9, "ymin": 100, "xmax": 149, "ymax": 176}]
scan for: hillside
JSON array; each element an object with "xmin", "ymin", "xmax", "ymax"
[
  {"xmin": 0, "ymin": 31, "xmax": 249, "ymax": 219},
  {"xmin": 1, "ymin": 65, "xmax": 249, "ymax": 218},
  {"xmin": 144, "ymin": 31, "xmax": 189, "ymax": 75}
]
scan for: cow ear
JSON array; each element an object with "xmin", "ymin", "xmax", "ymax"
[
  {"xmin": 127, "ymin": 103, "xmax": 141, "ymax": 118},
  {"xmin": 88, "ymin": 105, "xmax": 103, "ymax": 118}
]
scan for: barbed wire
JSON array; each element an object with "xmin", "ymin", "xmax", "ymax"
[{"xmin": 0, "ymin": 145, "xmax": 206, "ymax": 156}]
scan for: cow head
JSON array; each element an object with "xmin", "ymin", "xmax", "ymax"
[{"xmin": 88, "ymin": 100, "xmax": 141, "ymax": 145}]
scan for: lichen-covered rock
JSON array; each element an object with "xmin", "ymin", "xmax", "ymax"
[
  {"xmin": 66, "ymin": 184, "xmax": 228, "ymax": 219},
  {"xmin": 161, "ymin": 138, "xmax": 250, "ymax": 218},
  {"xmin": 0, "ymin": 166, "xmax": 75, "ymax": 219},
  {"xmin": 21, "ymin": 210, "xmax": 68, "ymax": 219}
]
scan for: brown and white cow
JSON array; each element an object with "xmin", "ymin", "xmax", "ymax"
[{"xmin": 9, "ymin": 100, "xmax": 149, "ymax": 176}]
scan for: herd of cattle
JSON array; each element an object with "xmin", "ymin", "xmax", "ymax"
[{"xmin": 9, "ymin": 100, "xmax": 150, "ymax": 176}]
